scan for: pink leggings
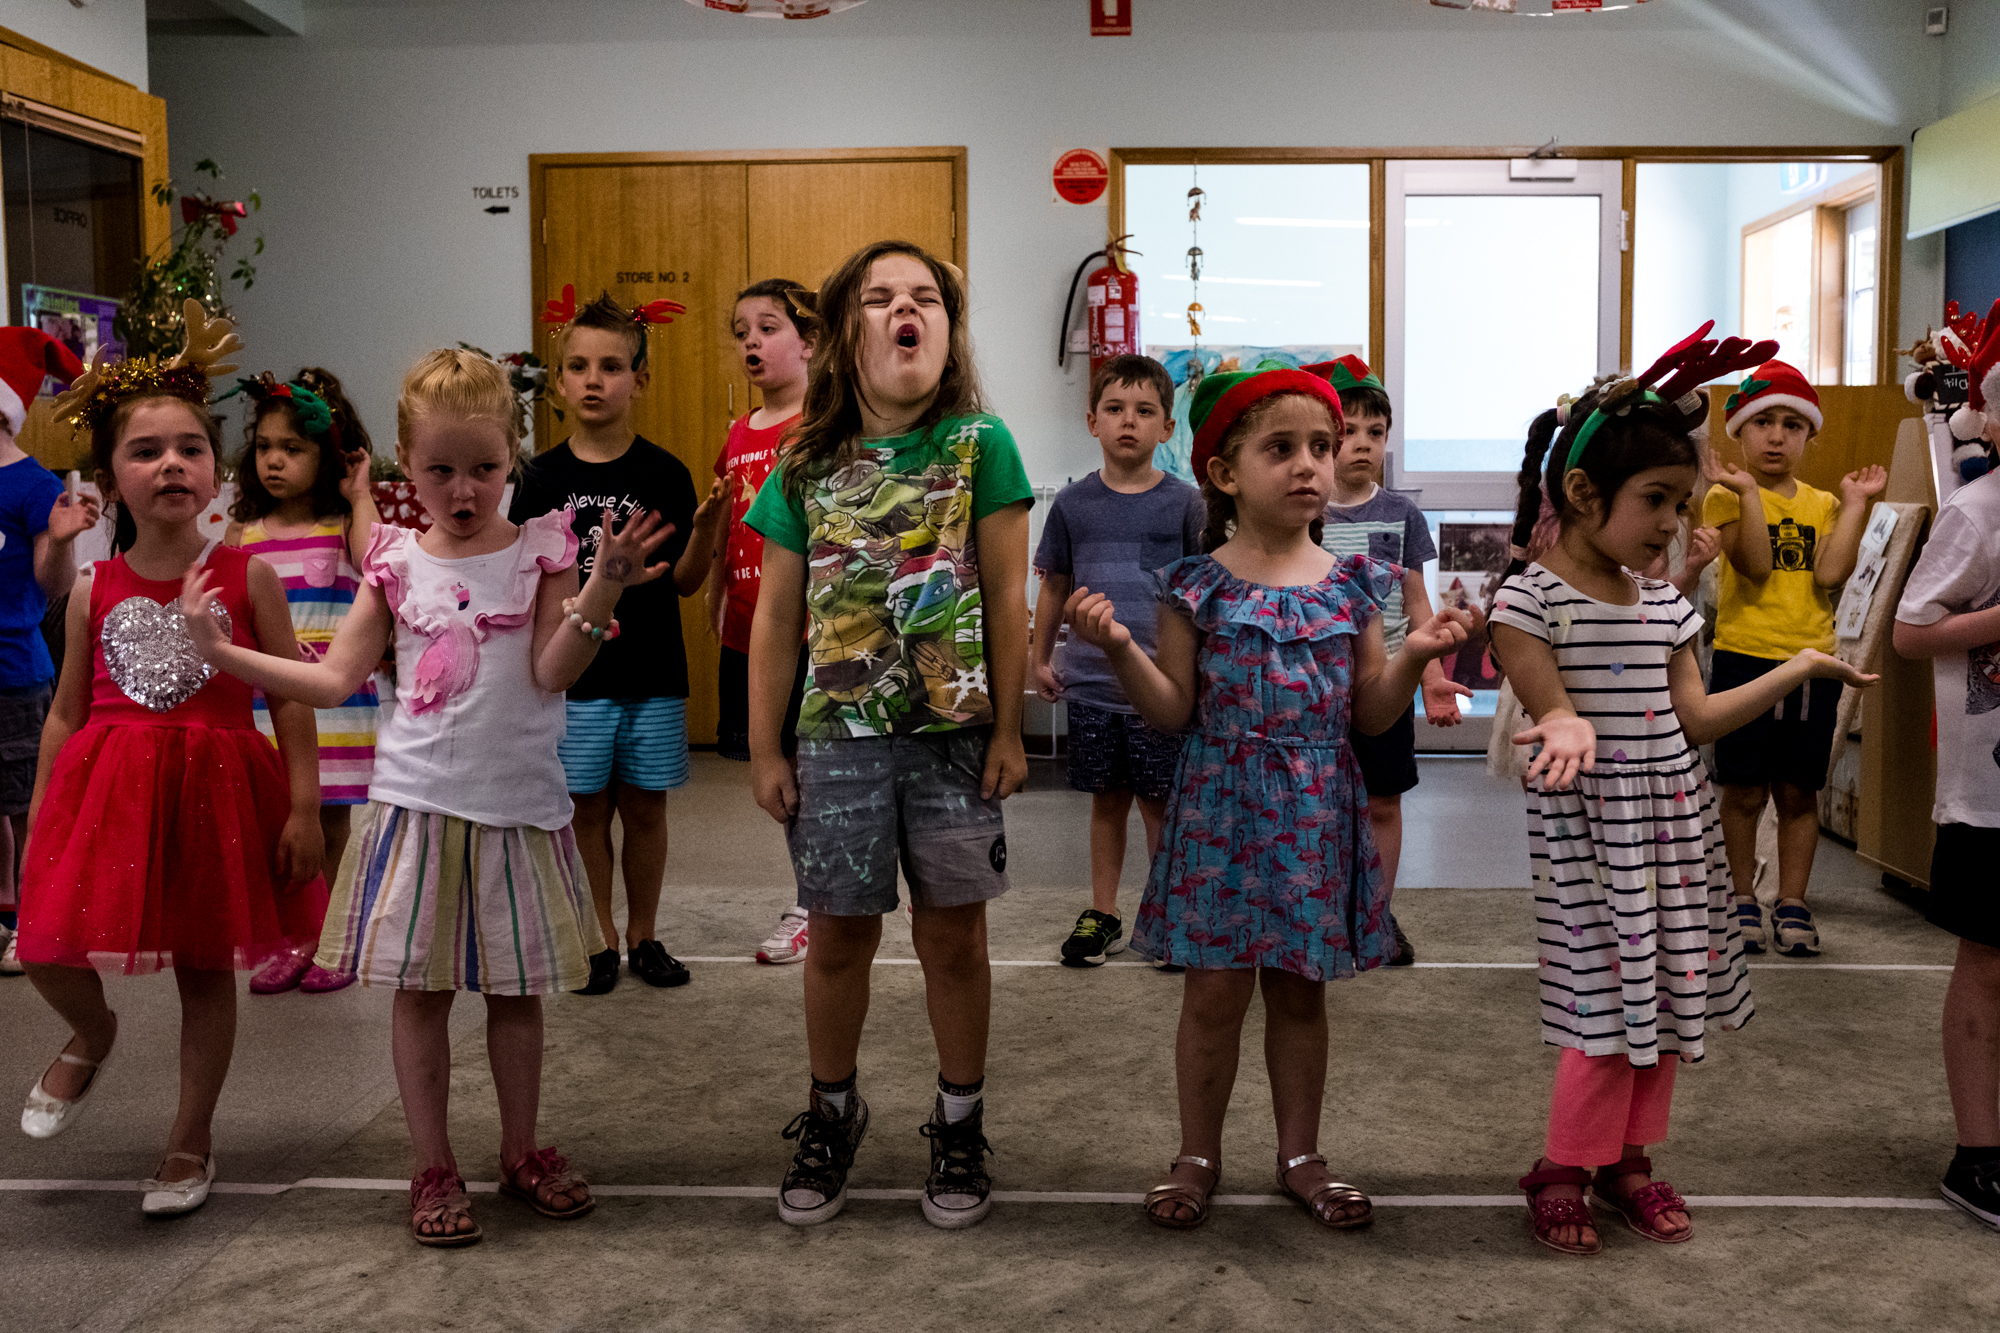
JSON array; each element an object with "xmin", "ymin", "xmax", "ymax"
[{"xmin": 1543, "ymin": 1048, "xmax": 1680, "ymax": 1168}]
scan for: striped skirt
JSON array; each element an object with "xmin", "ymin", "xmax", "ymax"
[{"xmin": 315, "ymin": 802, "xmax": 602, "ymax": 994}]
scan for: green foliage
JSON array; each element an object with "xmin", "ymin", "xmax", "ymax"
[{"xmin": 117, "ymin": 159, "xmax": 266, "ymax": 362}]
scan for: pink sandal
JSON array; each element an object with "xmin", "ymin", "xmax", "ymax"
[
  {"xmin": 1519, "ymin": 1163, "xmax": 1601, "ymax": 1255},
  {"xmin": 1591, "ymin": 1155, "xmax": 1692, "ymax": 1243},
  {"xmin": 500, "ymin": 1146, "xmax": 595, "ymax": 1220},
  {"xmin": 298, "ymin": 964, "xmax": 356, "ymax": 993},
  {"xmin": 248, "ymin": 947, "xmax": 312, "ymax": 995},
  {"xmin": 409, "ymin": 1166, "xmax": 481, "ymax": 1247}
]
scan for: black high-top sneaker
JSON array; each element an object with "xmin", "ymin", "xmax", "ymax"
[
  {"xmin": 918, "ymin": 1095, "xmax": 993, "ymax": 1229},
  {"xmin": 777, "ymin": 1089, "xmax": 870, "ymax": 1226}
]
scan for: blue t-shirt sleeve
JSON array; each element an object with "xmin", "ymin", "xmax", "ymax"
[
  {"xmin": 1402, "ymin": 501, "xmax": 1436, "ymax": 567},
  {"xmin": 1034, "ymin": 493, "xmax": 1072, "ymax": 577},
  {"xmin": 1181, "ymin": 483, "xmax": 1206, "ymax": 556},
  {"xmin": 22, "ymin": 467, "xmax": 63, "ymax": 539}
]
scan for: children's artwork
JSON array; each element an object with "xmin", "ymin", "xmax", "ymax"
[
  {"xmin": 21, "ymin": 286, "xmax": 122, "ymax": 392},
  {"xmin": 1433, "ymin": 521, "xmax": 1514, "ymax": 693},
  {"xmin": 1834, "ymin": 502, "xmax": 1901, "ymax": 641},
  {"xmin": 1146, "ymin": 344, "xmax": 1362, "ymax": 483}
]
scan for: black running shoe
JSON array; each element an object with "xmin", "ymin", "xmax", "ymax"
[
  {"xmin": 1942, "ymin": 1156, "xmax": 2000, "ymax": 1231},
  {"xmin": 628, "ymin": 939, "xmax": 691, "ymax": 988},
  {"xmin": 1059, "ymin": 909, "xmax": 1125, "ymax": 968},
  {"xmin": 574, "ymin": 947, "xmax": 620, "ymax": 995},
  {"xmin": 919, "ymin": 1095, "xmax": 993, "ymax": 1229},
  {"xmin": 778, "ymin": 1092, "xmax": 870, "ymax": 1226},
  {"xmin": 1389, "ymin": 914, "xmax": 1416, "ymax": 967}
]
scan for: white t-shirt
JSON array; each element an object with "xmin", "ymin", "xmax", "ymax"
[{"xmin": 1895, "ymin": 471, "xmax": 2000, "ymax": 828}]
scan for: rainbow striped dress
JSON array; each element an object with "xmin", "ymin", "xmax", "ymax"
[{"xmin": 239, "ymin": 516, "xmax": 379, "ymax": 805}]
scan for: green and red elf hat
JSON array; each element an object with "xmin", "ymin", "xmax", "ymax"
[
  {"xmin": 1186, "ymin": 360, "xmax": 1345, "ymax": 481},
  {"xmin": 1724, "ymin": 359, "xmax": 1821, "ymax": 437},
  {"xmin": 1301, "ymin": 353, "xmax": 1382, "ymax": 395}
]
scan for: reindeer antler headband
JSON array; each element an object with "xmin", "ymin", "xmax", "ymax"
[
  {"xmin": 1562, "ymin": 321, "xmax": 1778, "ymax": 474},
  {"xmin": 52, "ymin": 299, "xmax": 243, "ymax": 434},
  {"xmin": 214, "ymin": 371, "xmax": 336, "ymax": 438},
  {"xmin": 540, "ymin": 284, "xmax": 688, "ymax": 334}
]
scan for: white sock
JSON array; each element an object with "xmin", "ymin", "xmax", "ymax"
[{"xmin": 938, "ymin": 1079, "xmax": 983, "ymax": 1123}]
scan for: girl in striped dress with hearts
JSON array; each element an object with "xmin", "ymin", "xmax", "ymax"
[{"xmin": 1488, "ymin": 367, "xmax": 1874, "ymax": 1256}]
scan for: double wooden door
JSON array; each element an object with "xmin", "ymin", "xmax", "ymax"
[{"xmin": 532, "ymin": 149, "xmax": 965, "ymax": 744}]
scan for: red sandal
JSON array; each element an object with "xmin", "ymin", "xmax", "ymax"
[
  {"xmin": 1590, "ymin": 1155, "xmax": 1692, "ymax": 1243},
  {"xmin": 1519, "ymin": 1163, "xmax": 1601, "ymax": 1255},
  {"xmin": 500, "ymin": 1146, "xmax": 595, "ymax": 1220}
]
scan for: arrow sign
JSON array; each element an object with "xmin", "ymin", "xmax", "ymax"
[{"xmin": 484, "ymin": 205, "xmax": 511, "ymax": 215}]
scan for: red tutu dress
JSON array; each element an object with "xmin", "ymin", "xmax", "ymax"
[{"xmin": 18, "ymin": 543, "xmax": 327, "ymax": 973}]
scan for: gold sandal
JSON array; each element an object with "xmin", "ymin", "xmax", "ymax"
[
  {"xmin": 1144, "ymin": 1154, "xmax": 1219, "ymax": 1230},
  {"xmin": 1277, "ymin": 1152, "xmax": 1372, "ymax": 1230}
]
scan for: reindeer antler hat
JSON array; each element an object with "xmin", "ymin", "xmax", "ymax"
[
  {"xmin": 540, "ymin": 284, "xmax": 687, "ymax": 364},
  {"xmin": 51, "ymin": 299, "xmax": 242, "ymax": 435},
  {"xmin": 1560, "ymin": 321, "xmax": 1779, "ymax": 475},
  {"xmin": 1939, "ymin": 298, "xmax": 2000, "ymax": 438}
]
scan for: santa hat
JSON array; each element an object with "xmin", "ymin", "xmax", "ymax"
[
  {"xmin": 1301, "ymin": 354, "xmax": 1383, "ymax": 396},
  {"xmin": 1724, "ymin": 359, "xmax": 1822, "ymax": 437},
  {"xmin": 0, "ymin": 327, "xmax": 87, "ymax": 436},
  {"xmin": 1940, "ymin": 299, "xmax": 2000, "ymax": 439},
  {"xmin": 1187, "ymin": 360, "xmax": 1344, "ymax": 481}
]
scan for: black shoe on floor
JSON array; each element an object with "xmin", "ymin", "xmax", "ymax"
[
  {"xmin": 628, "ymin": 939, "xmax": 691, "ymax": 988},
  {"xmin": 919, "ymin": 1095, "xmax": 993, "ymax": 1229},
  {"xmin": 778, "ymin": 1091, "xmax": 871, "ymax": 1226},
  {"xmin": 1389, "ymin": 914, "xmax": 1416, "ymax": 967},
  {"xmin": 1059, "ymin": 909, "xmax": 1125, "ymax": 968},
  {"xmin": 1942, "ymin": 1156, "xmax": 2000, "ymax": 1230},
  {"xmin": 574, "ymin": 947, "xmax": 620, "ymax": 995}
]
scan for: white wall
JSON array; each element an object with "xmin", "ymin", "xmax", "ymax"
[
  {"xmin": 1, "ymin": 0, "xmax": 148, "ymax": 89},
  {"xmin": 149, "ymin": 0, "xmax": 1955, "ymax": 485}
]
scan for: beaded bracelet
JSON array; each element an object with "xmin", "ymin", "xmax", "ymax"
[{"xmin": 559, "ymin": 598, "xmax": 621, "ymax": 642}]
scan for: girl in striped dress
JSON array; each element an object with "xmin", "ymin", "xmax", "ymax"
[
  {"xmin": 184, "ymin": 349, "xmax": 672, "ymax": 1247},
  {"xmin": 1488, "ymin": 378, "xmax": 1874, "ymax": 1256},
  {"xmin": 225, "ymin": 369, "xmax": 380, "ymax": 994}
]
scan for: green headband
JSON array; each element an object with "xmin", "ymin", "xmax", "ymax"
[{"xmin": 1564, "ymin": 389, "xmax": 1664, "ymax": 475}]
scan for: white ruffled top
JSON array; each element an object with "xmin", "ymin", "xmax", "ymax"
[{"xmin": 364, "ymin": 511, "xmax": 580, "ymax": 830}]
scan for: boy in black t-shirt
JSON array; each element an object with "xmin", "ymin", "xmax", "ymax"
[{"xmin": 510, "ymin": 293, "xmax": 727, "ymax": 994}]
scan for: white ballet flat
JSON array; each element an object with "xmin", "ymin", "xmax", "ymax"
[
  {"xmin": 141, "ymin": 1152, "xmax": 216, "ymax": 1216},
  {"xmin": 21, "ymin": 1047, "xmax": 112, "ymax": 1140}
]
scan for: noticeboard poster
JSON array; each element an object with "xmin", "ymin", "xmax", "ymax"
[{"xmin": 21, "ymin": 285, "xmax": 123, "ymax": 393}]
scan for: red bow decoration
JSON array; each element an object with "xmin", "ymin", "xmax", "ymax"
[
  {"xmin": 540, "ymin": 283, "xmax": 578, "ymax": 325},
  {"xmin": 1942, "ymin": 300, "xmax": 2000, "ymax": 411},
  {"xmin": 181, "ymin": 195, "xmax": 249, "ymax": 237},
  {"xmin": 1633, "ymin": 319, "xmax": 1780, "ymax": 418},
  {"xmin": 632, "ymin": 298, "xmax": 688, "ymax": 326}
]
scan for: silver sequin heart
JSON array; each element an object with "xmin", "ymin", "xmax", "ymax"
[{"xmin": 102, "ymin": 596, "xmax": 232, "ymax": 713}]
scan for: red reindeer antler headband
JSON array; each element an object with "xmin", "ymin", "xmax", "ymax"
[{"xmin": 540, "ymin": 284, "xmax": 687, "ymax": 331}]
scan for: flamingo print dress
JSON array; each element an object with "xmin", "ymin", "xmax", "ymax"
[{"xmin": 1130, "ymin": 553, "xmax": 1398, "ymax": 980}]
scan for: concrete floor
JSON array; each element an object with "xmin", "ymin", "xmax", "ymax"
[{"xmin": 2, "ymin": 755, "xmax": 1990, "ymax": 1333}]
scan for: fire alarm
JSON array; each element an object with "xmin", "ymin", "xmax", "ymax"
[{"xmin": 1926, "ymin": 7, "xmax": 1949, "ymax": 34}]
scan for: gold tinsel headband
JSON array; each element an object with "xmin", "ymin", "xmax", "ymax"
[{"xmin": 52, "ymin": 299, "xmax": 243, "ymax": 435}]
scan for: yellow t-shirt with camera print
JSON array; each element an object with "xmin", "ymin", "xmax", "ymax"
[{"xmin": 1702, "ymin": 479, "xmax": 1841, "ymax": 659}]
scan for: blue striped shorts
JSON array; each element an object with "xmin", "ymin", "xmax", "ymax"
[{"xmin": 557, "ymin": 696, "xmax": 690, "ymax": 794}]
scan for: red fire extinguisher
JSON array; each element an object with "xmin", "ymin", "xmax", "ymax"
[{"xmin": 1059, "ymin": 235, "xmax": 1140, "ymax": 375}]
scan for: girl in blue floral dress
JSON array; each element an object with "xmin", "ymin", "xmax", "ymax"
[{"xmin": 1066, "ymin": 366, "xmax": 1478, "ymax": 1234}]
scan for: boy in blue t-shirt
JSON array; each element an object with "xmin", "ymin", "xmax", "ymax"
[
  {"xmin": 1033, "ymin": 355, "xmax": 1205, "ymax": 968},
  {"xmin": 0, "ymin": 328, "xmax": 99, "ymax": 971},
  {"xmin": 1311, "ymin": 357, "xmax": 1468, "ymax": 966}
]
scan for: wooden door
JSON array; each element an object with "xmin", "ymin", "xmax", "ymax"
[
  {"xmin": 538, "ymin": 162, "xmax": 748, "ymax": 745},
  {"xmin": 745, "ymin": 160, "xmax": 958, "ymax": 293}
]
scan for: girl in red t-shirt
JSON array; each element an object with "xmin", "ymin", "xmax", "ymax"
[{"xmin": 714, "ymin": 279, "xmax": 816, "ymax": 961}]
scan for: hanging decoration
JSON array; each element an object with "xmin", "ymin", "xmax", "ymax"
[
  {"xmin": 683, "ymin": 0, "xmax": 864, "ymax": 16},
  {"xmin": 1426, "ymin": 0, "xmax": 1647, "ymax": 13},
  {"xmin": 1186, "ymin": 165, "xmax": 1205, "ymax": 342}
]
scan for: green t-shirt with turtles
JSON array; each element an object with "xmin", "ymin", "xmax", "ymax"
[{"xmin": 745, "ymin": 413, "xmax": 1034, "ymax": 740}]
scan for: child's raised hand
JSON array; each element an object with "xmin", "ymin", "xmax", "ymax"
[
  {"xmin": 1795, "ymin": 648, "xmax": 1879, "ymax": 689},
  {"xmin": 178, "ymin": 567, "xmax": 233, "ymax": 658},
  {"xmin": 691, "ymin": 476, "xmax": 731, "ymax": 538},
  {"xmin": 1516, "ymin": 713, "xmax": 1597, "ymax": 791},
  {"xmin": 1063, "ymin": 587, "xmax": 1131, "ymax": 654},
  {"xmin": 1711, "ymin": 462, "xmax": 1758, "ymax": 495},
  {"xmin": 1840, "ymin": 465, "xmax": 1888, "ymax": 505},
  {"xmin": 338, "ymin": 449, "xmax": 372, "ymax": 504},
  {"xmin": 589, "ymin": 506, "xmax": 675, "ymax": 588},
  {"xmin": 1685, "ymin": 525, "xmax": 1722, "ymax": 575},
  {"xmin": 45, "ymin": 489, "xmax": 101, "ymax": 544},
  {"xmin": 1421, "ymin": 674, "xmax": 1472, "ymax": 727},
  {"xmin": 1405, "ymin": 604, "xmax": 1485, "ymax": 663}
]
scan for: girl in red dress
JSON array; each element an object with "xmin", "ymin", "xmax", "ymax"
[{"xmin": 15, "ymin": 307, "xmax": 325, "ymax": 1217}]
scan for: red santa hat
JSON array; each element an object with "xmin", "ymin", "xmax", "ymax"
[
  {"xmin": 1723, "ymin": 359, "xmax": 1822, "ymax": 438},
  {"xmin": 1940, "ymin": 299, "xmax": 2000, "ymax": 438},
  {"xmin": 0, "ymin": 327, "xmax": 87, "ymax": 437}
]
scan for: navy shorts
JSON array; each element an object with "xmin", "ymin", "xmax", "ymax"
[
  {"xmin": 1708, "ymin": 649, "xmax": 1841, "ymax": 792},
  {"xmin": 1349, "ymin": 702, "xmax": 1419, "ymax": 798},
  {"xmin": 0, "ymin": 683, "xmax": 51, "ymax": 817},
  {"xmin": 1928, "ymin": 824, "xmax": 2000, "ymax": 951},
  {"xmin": 1065, "ymin": 700, "xmax": 1181, "ymax": 802}
]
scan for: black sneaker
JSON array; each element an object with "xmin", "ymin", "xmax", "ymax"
[
  {"xmin": 1059, "ymin": 909, "xmax": 1125, "ymax": 967},
  {"xmin": 628, "ymin": 939, "xmax": 691, "ymax": 988},
  {"xmin": 778, "ymin": 1091, "xmax": 870, "ymax": 1226},
  {"xmin": 918, "ymin": 1095, "xmax": 993, "ymax": 1229},
  {"xmin": 1389, "ymin": 914, "xmax": 1416, "ymax": 967},
  {"xmin": 1942, "ymin": 1156, "xmax": 2000, "ymax": 1230},
  {"xmin": 573, "ymin": 947, "xmax": 620, "ymax": 995}
]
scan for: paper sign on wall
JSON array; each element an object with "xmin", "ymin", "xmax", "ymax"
[
  {"xmin": 1091, "ymin": 0, "xmax": 1131, "ymax": 36},
  {"xmin": 1053, "ymin": 149, "xmax": 1109, "ymax": 205},
  {"xmin": 1835, "ymin": 502, "xmax": 1901, "ymax": 640}
]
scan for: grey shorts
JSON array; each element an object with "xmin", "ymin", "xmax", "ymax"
[
  {"xmin": 786, "ymin": 728, "xmax": 1011, "ymax": 917},
  {"xmin": 0, "ymin": 683, "xmax": 51, "ymax": 817}
]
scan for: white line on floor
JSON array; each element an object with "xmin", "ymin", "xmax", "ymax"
[
  {"xmin": 677, "ymin": 957, "xmax": 1952, "ymax": 972},
  {"xmin": 0, "ymin": 1177, "xmax": 1954, "ymax": 1209}
]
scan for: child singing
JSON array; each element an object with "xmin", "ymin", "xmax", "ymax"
[{"xmin": 183, "ymin": 348, "xmax": 669, "ymax": 1247}]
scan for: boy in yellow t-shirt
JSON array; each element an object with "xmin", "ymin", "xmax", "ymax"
[{"xmin": 1703, "ymin": 361, "xmax": 1884, "ymax": 958}]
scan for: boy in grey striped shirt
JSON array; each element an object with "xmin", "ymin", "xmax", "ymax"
[{"xmin": 1312, "ymin": 357, "xmax": 1470, "ymax": 965}]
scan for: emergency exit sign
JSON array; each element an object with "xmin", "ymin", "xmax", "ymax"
[{"xmin": 1092, "ymin": 0, "xmax": 1131, "ymax": 36}]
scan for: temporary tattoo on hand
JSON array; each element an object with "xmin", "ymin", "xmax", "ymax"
[{"xmin": 600, "ymin": 554, "xmax": 633, "ymax": 582}]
